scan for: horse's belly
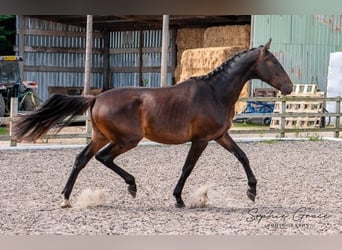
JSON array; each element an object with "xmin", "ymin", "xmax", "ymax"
[
  {"xmin": 144, "ymin": 128, "xmax": 190, "ymax": 144},
  {"xmin": 145, "ymin": 135, "xmax": 189, "ymax": 145}
]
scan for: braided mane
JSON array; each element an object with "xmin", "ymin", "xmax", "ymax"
[{"xmin": 190, "ymin": 46, "xmax": 261, "ymax": 80}]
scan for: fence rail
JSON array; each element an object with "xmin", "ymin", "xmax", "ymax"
[
  {"xmin": 234, "ymin": 96, "xmax": 341, "ymax": 137},
  {"xmin": 1, "ymin": 96, "xmax": 341, "ymax": 147}
]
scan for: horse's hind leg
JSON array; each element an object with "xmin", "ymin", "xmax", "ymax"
[
  {"xmin": 95, "ymin": 141, "xmax": 139, "ymax": 198},
  {"xmin": 215, "ymin": 132, "xmax": 257, "ymax": 202},
  {"xmin": 61, "ymin": 139, "xmax": 107, "ymax": 208}
]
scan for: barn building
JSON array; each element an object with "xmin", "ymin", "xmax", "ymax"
[
  {"xmin": 15, "ymin": 15, "xmax": 342, "ymax": 103},
  {"xmin": 15, "ymin": 15, "xmax": 250, "ymax": 102}
]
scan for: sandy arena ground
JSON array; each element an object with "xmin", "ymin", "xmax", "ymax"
[{"xmin": 0, "ymin": 139, "xmax": 341, "ymax": 235}]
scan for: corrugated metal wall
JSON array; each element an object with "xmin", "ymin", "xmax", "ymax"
[
  {"xmin": 251, "ymin": 15, "xmax": 342, "ymax": 92},
  {"xmin": 110, "ymin": 29, "xmax": 172, "ymax": 88},
  {"xmin": 16, "ymin": 16, "xmax": 174, "ymax": 101},
  {"xmin": 17, "ymin": 16, "xmax": 104, "ymax": 101},
  {"xmin": 110, "ymin": 30, "xmax": 140, "ymax": 88}
]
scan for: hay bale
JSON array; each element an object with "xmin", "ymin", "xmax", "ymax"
[
  {"xmin": 179, "ymin": 46, "xmax": 244, "ymax": 81},
  {"xmin": 174, "ymin": 25, "xmax": 251, "ymax": 82},
  {"xmin": 236, "ymin": 83, "xmax": 250, "ymax": 113},
  {"xmin": 176, "ymin": 28, "xmax": 206, "ymax": 65},
  {"xmin": 178, "ymin": 46, "xmax": 249, "ymax": 112},
  {"xmin": 203, "ymin": 25, "xmax": 250, "ymax": 48},
  {"xmin": 175, "ymin": 28, "xmax": 206, "ymax": 82},
  {"xmin": 176, "ymin": 28, "xmax": 205, "ymax": 50}
]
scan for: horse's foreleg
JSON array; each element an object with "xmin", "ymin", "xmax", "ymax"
[
  {"xmin": 215, "ymin": 132, "xmax": 257, "ymax": 202},
  {"xmin": 173, "ymin": 140, "xmax": 208, "ymax": 208},
  {"xmin": 95, "ymin": 142, "xmax": 138, "ymax": 198},
  {"xmin": 61, "ymin": 140, "xmax": 104, "ymax": 208}
]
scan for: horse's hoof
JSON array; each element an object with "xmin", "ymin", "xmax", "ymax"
[
  {"xmin": 247, "ymin": 190, "xmax": 256, "ymax": 202},
  {"xmin": 61, "ymin": 199, "xmax": 72, "ymax": 208},
  {"xmin": 128, "ymin": 185, "xmax": 137, "ymax": 198},
  {"xmin": 175, "ymin": 201, "xmax": 186, "ymax": 208}
]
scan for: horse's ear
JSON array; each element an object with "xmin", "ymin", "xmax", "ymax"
[
  {"xmin": 265, "ymin": 38, "xmax": 272, "ymax": 50},
  {"xmin": 261, "ymin": 38, "xmax": 272, "ymax": 56}
]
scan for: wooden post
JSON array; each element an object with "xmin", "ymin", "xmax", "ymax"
[
  {"xmin": 103, "ymin": 30, "xmax": 111, "ymax": 90},
  {"xmin": 17, "ymin": 15, "xmax": 25, "ymax": 76},
  {"xmin": 280, "ymin": 98, "xmax": 286, "ymax": 138},
  {"xmin": 160, "ymin": 15, "xmax": 169, "ymax": 87},
  {"xmin": 139, "ymin": 30, "xmax": 144, "ymax": 87},
  {"xmin": 9, "ymin": 97, "xmax": 18, "ymax": 147},
  {"xmin": 85, "ymin": 109, "xmax": 92, "ymax": 144},
  {"xmin": 84, "ymin": 15, "xmax": 93, "ymax": 143},
  {"xmin": 170, "ymin": 29, "xmax": 177, "ymax": 85},
  {"xmin": 84, "ymin": 15, "xmax": 93, "ymax": 95},
  {"xmin": 335, "ymin": 97, "xmax": 341, "ymax": 138}
]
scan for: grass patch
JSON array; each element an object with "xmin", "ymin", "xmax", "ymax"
[
  {"xmin": 232, "ymin": 122, "xmax": 269, "ymax": 129},
  {"xmin": 308, "ymin": 134, "xmax": 322, "ymax": 141},
  {"xmin": 263, "ymin": 139, "xmax": 279, "ymax": 144},
  {"xmin": 0, "ymin": 126, "xmax": 9, "ymax": 135}
]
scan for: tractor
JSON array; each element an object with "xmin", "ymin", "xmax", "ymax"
[{"xmin": 0, "ymin": 55, "xmax": 39, "ymax": 117}]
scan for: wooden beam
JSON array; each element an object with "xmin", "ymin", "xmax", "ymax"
[
  {"xmin": 24, "ymin": 66, "xmax": 103, "ymax": 73},
  {"xmin": 111, "ymin": 66, "xmax": 173, "ymax": 73},
  {"xmin": 23, "ymin": 29, "xmax": 103, "ymax": 38},
  {"xmin": 103, "ymin": 30, "xmax": 111, "ymax": 90},
  {"xmin": 160, "ymin": 15, "xmax": 169, "ymax": 87},
  {"xmin": 17, "ymin": 15, "xmax": 25, "ymax": 77},
  {"xmin": 15, "ymin": 46, "xmax": 161, "ymax": 55},
  {"xmin": 139, "ymin": 30, "xmax": 143, "ymax": 86},
  {"xmin": 24, "ymin": 65, "xmax": 172, "ymax": 74},
  {"xmin": 83, "ymin": 15, "xmax": 93, "ymax": 95},
  {"xmin": 14, "ymin": 46, "xmax": 103, "ymax": 54}
]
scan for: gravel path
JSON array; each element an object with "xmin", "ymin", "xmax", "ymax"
[{"xmin": 0, "ymin": 140, "xmax": 341, "ymax": 235}]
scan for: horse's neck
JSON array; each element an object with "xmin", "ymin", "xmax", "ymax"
[{"xmin": 210, "ymin": 52, "xmax": 258, "ymax": 106}]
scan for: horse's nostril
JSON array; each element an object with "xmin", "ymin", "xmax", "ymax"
[{"xmin": 281, "ymin": 85, "xmax": 293, "ymax": 95}]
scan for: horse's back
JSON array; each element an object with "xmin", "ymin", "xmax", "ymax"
[
  {"xmin": 90, "ymin": 83, "xmax": 200, "ymax": 143},
  {"xmin": 90, "ymin": 80, "xmax": 231, "ymax": 144}
]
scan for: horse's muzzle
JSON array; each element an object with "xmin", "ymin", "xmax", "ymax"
[{"xmin": 281, "ymin": 84, "xmax": 293, "ymax": 95}]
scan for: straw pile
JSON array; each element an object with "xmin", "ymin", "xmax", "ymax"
[
  {"xmin": 178, "ymin": 46, "xmax": 249, "ymax": 112},
  {"xmin": 178, "ymin": 46, "xmax": 244, "ymax": 81},
  {"xmin": 175, "ymin": 25, "xmax": 251, "ymax": 112},
  {"xmin": 203, "ymin": 25, "xmax": 250, "ymax": 48},
  {"xmin": 175, "ymin": 28, "xmax": 206, "ymax": 83},
  {"xmin": 175, "ymin": 25, "xmax": 251, "ymax": 82}
]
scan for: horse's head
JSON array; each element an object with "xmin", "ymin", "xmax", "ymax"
[{"xmin": 253, "ymin": 38, "xmax": 293, "ymax": 95}]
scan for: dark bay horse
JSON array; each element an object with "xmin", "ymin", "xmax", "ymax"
[{"xmin": 14, "ymin": 39, "xmax": 293, "ymax": 208}]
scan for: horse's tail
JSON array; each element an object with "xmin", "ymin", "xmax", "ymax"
[{"xmin": 13, "ymin": 93, "xmax": 96, "ymax": 142}]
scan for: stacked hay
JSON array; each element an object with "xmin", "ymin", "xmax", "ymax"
[
  {"xmin": 178, "ymin": 46, "xmax": 244, "ymax": 81},
  {"xmin": 175, "ymin": 25, "xmax": 251, "ymax": 112},
  {"xmin": 179, "ymin": 46, "xmax": 249, "ymax": 112},
  {"xmin": 203, "ymin": 25, "xmax": 250, "ymax": 48},
  {"xmin": 175, "ymin": 25, "xmax": 251, "ymax": 82},
  {"xmin": 175, "ymin": 28, "xmax": 206, "ymax": 83},
  {"xmin": 176, "ymin": 28, "xmax": 206, "ymax": 59}
]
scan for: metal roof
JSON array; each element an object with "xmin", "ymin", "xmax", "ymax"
[{"xmin": 27, "ymin": 15, "xmax": 251, "ymax": 31}]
